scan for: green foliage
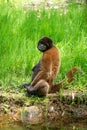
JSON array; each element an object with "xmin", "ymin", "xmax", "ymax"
[{"xmin": 0, "ymin": 3, "xmax": 87, "ymax": 91}]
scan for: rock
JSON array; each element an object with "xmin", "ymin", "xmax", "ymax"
[
  {"xmin": 21, "ymin": 106, "xmax": 43, "ymax": 124},
  {"xmin": 75, "ymin": 107, "xmax": 87, "ymax": 119}
]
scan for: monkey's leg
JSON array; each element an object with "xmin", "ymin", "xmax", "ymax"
[{"xmin": 27, "ymin": 79, "xmax": 50, "ymax": 97}]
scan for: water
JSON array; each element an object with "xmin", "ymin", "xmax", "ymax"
[{"xmin": 0, "ymin": 121, "xmax": 87, "ymax": 130}]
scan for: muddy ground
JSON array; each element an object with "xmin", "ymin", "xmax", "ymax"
[{"xmin": 0, "ymin": 90, "xmax": 87, "ymax": 125}]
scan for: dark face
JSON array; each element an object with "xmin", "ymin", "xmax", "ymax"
[{"xmin": 37, "ymin": 36, "xmax": 53, "ymax": 52}]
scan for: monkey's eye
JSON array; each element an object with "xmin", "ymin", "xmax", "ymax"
[{"xmin": 38, "ymin": 43, "xmax": 47, "ymax": 51}]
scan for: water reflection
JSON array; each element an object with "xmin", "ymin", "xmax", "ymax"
[
  {"xmin": 0, "ymin": 122, "xmax": 87, "ymax": 130},
  {"xmin": 0, "ymin": 125, "xmax": 26, "ymax": 130}
]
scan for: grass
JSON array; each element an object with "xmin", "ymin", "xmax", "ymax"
[{"xmin": 0, "ymin": 2, "xmax": 87, "ymax": 92}]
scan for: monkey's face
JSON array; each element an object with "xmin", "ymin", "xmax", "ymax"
[
  {"xmin": 38, "ymin": 42, "xmax": 47, "ymax": 52},
  {"xmin": 37, "ymin": 36, "xmax": 53, "ymax": 52}
]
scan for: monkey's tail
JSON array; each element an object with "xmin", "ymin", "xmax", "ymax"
[{"xmin": 51, "ymin": 67, "xmax": 79, "ymax": 93}]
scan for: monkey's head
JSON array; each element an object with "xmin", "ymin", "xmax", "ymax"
[{"xmin": 37, "ymin": 36, "xmax": 53, "ymax": 52}]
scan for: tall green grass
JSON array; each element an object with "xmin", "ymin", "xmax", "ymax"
[{"xmin": 0, "ymin": 3, "xmax": 87, "ymax": 90}]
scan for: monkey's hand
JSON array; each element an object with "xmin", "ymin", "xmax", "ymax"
[
  {"xmin": 26, "ymin": 85, "xmax": 37, "ymax": 96},
  {"xmin": 20, "ymin": 83, "xmax": 31, "ymax": 89}
]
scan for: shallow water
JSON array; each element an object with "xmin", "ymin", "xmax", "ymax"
[{"xmin": 0, "ymin": 121, "xmax": 87, "ymax": 130}]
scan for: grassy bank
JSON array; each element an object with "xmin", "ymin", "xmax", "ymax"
[{"xmin": 0, "ymin": 2, "xmax": 87, "ymax": 92}]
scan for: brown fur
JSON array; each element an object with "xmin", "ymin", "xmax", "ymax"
[
  {"xmin": 27, "ymin": 37, "xmax": 79, "ymax": 97},
  {"xmin": 27, "ymin": 36, "xmax": 60, "ymax": 96}
]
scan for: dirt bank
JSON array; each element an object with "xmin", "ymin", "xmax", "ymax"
[{"xmin": 0, "ymin": 90, "xmax": 87, "ymax": 125}]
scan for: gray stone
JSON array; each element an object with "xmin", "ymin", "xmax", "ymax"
[{"xmin": 21, "ymin": 106, "xmax": 43, "ymax": 124}]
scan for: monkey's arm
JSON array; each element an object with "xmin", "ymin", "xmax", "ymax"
[
  {"xmin": 31, "ymin": 55, "xmax": 52, "ymax": 86},
  {"xmin": 32, "ymin": 62, "xmax": 40, "ymax": 71},
  {"xmin": 31, "ymin": 62, "xmax": 40, "ymax": 80},
  {"xmin": 19, "ymin": 62, "xmax": 40, "ymax": 88}
]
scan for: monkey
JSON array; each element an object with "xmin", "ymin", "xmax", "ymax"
[
  {"xmin": 26, "ymin": 36, "xmax": 60, "ymax": 97},
  {"xmin": 21, "ymin": 36, "xmax": 79, "ymax": 97}
]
